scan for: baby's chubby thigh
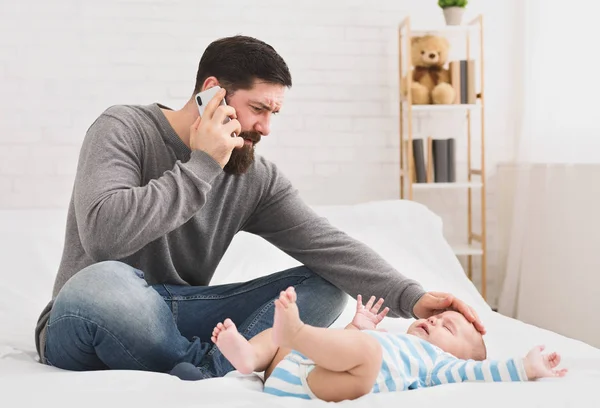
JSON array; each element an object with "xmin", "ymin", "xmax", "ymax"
[{"xmin": 263, "ymin": 350, "xmax": 316, "ymax": 400}]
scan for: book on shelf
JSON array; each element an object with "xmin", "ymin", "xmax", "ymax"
[
  {"xmin": 449, "ymin": 60, "xmax": 476, "ymax": 104},
  {"xmin": 432, "ymin": 139, "xmax": 448, "ymax": 182},
  {"xmin": 411, "ymin": 137, "xmax": 456, "ymax": 183},
  {"xmin": 412, "ymin": 139, "xmax": 427, "ymax": 183},
  {"xmin": 447, "ymin": 138, "xmax": 456, "ymax": 182}
]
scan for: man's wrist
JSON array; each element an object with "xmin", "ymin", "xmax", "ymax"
[
  {"xmin": 409, "ymin": 289, "xmax": 427, "ymax": 319},
  {"xmin": 185, "ymin": 150, "xmax": 223, "ymax": 181}
]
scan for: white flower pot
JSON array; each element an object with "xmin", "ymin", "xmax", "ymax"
[{"xmin": 443, "ymin": 7, "xmax": 465, "ymax": 25}]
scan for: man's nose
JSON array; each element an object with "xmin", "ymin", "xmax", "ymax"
[{"xmin": 254, "ymin": 117, "xmax": 271, "ymax": 136}]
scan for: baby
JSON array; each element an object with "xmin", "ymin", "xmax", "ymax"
[{"xmin": 211, "ymin": 287, "xmax": 567, "ymax": 402}]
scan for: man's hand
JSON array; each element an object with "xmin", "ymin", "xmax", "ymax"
[
  {"xmin": 412, "ymin": 291, "xmax": 486, "ymax": 334},
  {"xmin": 524, "ymin": 345, "xmax": 568, "ymax": 380},
  {"xmin": 349, "ymin": 295, "xmax": 390, "ymax": 331},
  {"xmin": 190, "ymin": 87, "xmax": 243, "ymax": 168}
]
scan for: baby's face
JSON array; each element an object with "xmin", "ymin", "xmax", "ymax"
[{"xmin": 407, "ymin": 311, "xmax": 482, "ymax": 360}]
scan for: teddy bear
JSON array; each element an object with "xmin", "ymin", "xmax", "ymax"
[{"xmin": 403, "ymin": 35, "xmax": 455, "ymax": 105}]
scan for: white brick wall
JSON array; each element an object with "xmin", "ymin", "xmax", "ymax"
[{"xmin": 0, "ymin": 0, "xmax": 523, "ymax": 307}]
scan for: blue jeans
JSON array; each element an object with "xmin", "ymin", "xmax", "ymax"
[{"xmin": 44, "ymin": 260, "xmax": 347, "ymax": 378}]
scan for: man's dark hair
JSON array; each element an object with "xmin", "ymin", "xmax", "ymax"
[{"xmin": 193, "ymin": 35, "xmax": 292, "ymax": 95}]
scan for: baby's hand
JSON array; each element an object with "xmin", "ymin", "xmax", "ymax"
[
  {"xmin": 351, "ymin": 295, "xmax": 390, "ymax": 331},
  {"xmin": 523, "ymin": 345, "xmax": 568, "ymax": 380}
]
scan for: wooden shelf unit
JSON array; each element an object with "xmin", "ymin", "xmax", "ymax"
[{"xmin": 398, "ymin": 14, "xmax": 488, "ymax": 300}]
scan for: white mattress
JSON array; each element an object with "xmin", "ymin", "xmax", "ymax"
[{"xmin": 0, "ymin": 199, "xmax": 598, "ymax": 407}]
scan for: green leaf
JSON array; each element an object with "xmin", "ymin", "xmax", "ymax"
[{"xmin": 438, "ymin": 0, "xmax": 467, "ymax": 8}]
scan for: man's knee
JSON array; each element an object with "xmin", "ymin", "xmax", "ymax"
[
  {"xmin": 293, "ymin": 266, "xmax": 349, "ymax": 326},
  {"xmin": 47, "ymin": 261, "xmax": 174, "ymax": 370},
  {"xmin": 64, "ymin": 260, "xmax": 144, "ymax": 288},
  {"xmin": 52, "ymin": 260, "xmax": 152, "ymax": 324},
  {"xmin": 302, "ymin": 267, "xmax": 347, "ymax": 304}
]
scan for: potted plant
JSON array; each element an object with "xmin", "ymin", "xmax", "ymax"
[{"xmin": 438, "ymin": 0, "xmax": 468, "ymax": 25}]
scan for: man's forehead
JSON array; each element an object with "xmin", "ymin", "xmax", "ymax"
[
  {"xmin": 252, "ymin": 93, "xmax": 284, "ymax": 109},
  {"xmin": 247, "ymin": 82, "xmax": 285, "ymax": 107}
]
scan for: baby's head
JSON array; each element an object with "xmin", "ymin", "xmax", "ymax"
[{"xmin": 407, "ymin": 311, "xmax": 486, "ymax": 361}]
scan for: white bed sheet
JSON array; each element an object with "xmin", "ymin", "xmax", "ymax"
[{"xmin": 0, "ymin": 199, "xmax": 598, "ymax": 407}]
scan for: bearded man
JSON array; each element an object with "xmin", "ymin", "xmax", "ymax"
[{"xmin": 34, "ymin": 35, "xmax": 484, "ymax": 379}]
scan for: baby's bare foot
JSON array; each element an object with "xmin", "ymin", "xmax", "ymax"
[
  {"xmin": 211, "ymin": 318, "xmax": 255, "ymax": 375},
  {"xmin": 272, "ymin": 287, "xmax": 305, "ymax": 348}
]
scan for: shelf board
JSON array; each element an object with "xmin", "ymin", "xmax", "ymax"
[
  {"xmin": 451, "ymin": 243, "xmax": 483, "ymax": 256},
  {"xmin": 410, "ymin": 25, "xmax": 477, "ymax": 36},
  {"xmin": 411, "ymin": 181, "xmax": 482, "ymax": 190}
]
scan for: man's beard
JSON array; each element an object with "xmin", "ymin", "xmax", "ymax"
[{"xmin": 223, "ymin": 131, "xmax": 262, "ymax": 175}]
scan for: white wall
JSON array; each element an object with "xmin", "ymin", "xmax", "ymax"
[
  {"xmin": 0, "ymin": 0, "xmax": 523, "ymax": 307},
  {"xmin": 497, "ymin": 164, "xmax": 600, "ymax": 348}
]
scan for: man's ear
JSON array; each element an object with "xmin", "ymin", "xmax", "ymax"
[{"xmin": 202, "ymin": 76, "xmax": 220, "ymax": 91}]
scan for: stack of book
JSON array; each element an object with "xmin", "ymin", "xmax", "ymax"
[
  {"xmin": 449, "ymin": 59, "xmax": 477, "ymax": 104},
  {"xmin": 410, "ymin": 137, "xmax": 456, "ymax": 183}
]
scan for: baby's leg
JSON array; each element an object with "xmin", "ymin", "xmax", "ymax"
[
  {"xmin": 273, "ymin": 287, "xmax": 382, "ymax": 402},
  {"xmin": 264, "ymin": 345, "xmax": 292, "ymax": 381},
  {"xmin": 211, "ymin": 319, "xmax": 278, "ymax": 375}
]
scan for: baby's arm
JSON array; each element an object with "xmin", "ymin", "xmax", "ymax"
[
  {"xmin": 427, "ymin": 346, "xmax": 567, "ymax": 385},
  {"xmin": 427, "ymin": 355, "xmax": 529, "ymax": 386}
]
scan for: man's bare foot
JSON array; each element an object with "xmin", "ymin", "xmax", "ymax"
[
  {"xmin": 272, "ymin": 287, "xmax": 305, "ymax": 348},
  {"xmin": 211, "ymin": 318, "xmax": 255, "ymax": 375}
]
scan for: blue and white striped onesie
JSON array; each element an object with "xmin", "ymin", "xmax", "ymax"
[{"xmin": 263, "ymin": 331, "xmax": 528, "ymax": 399}]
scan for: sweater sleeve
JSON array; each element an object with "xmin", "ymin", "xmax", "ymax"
[
  {"xmin": 242, "ymin": 161, "xmax": 426, "ymax": 319},
  {"xmin": 73, "ymin": 112, "xmax": 223, "ymax": 261},
  {"xmin": 427, "ymin": 355, "xmax": 529, "ymax": 385}
]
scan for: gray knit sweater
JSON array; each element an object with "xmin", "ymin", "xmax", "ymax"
[{"xmin": 34, "ymin": 103, "xmax": 425, "ymax": 363}]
